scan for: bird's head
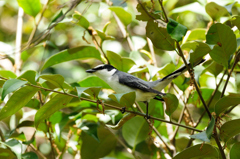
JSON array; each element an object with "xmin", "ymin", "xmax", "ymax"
[{"xmin": 86, "ymin": 64, "xmax": 117, "ymax": 79}]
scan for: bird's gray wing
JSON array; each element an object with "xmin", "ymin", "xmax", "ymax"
[{"xmin": 117, "ymin": 71, "xmax": 165, "ymax": 95}]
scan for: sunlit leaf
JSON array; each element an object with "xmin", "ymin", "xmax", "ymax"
[
  {"xmin": 17, "ymin": 70, "xmax": 37, "ymax": 84},
  {"xmin": 205, "ymin": 2, "xmax": 229, "ymax": 20},
  {"xmin": 72, "ymin": 13, "xmax": 90, "ymax": 29},
  {"xmin": 220, "ymin": 119, "xmax": 240, "ymax": 143},
  {"xmin": 189, "ymin": 42, "xmax": 211, "ymax": 65},
  {"xmin": 167, "ymin": 18, "xmax": 188, "ymax": 42},
  {"xmin": 79, "ymin": 76, "xmax": 111, "ymax": 89},
  {"xmin": 35, "ymin": 94, "xmax": 73, "ymax": 127},
  {"xmin": 0, "ymin": 148, "xmax": 16, "ymax": 158},
  {"xmin": 0, "ymin": 86, "xmax": 39, "ymax": 120},
  {"xmin": 109, "ymin": 7, "xmax": 132, "ymax": 26},
  {"xmin": 96, "ymin": 30, "xmax": 115, "ymax": 44},
  {"xmin": 183, "ymin": 28, "xmax": 206, "ymax": 42},
  {"xmin": 81, "ymin": 124, "xmax": 117, "ymax": 159},
  {"xmin": 122, "ymin": 116, "xmax": 149, "ymax": 147},
  {"xmin": 162, "ymin": 93, "xmax": 178, "ymax": 116},
  {"xmin": 109, "ymin": 91, "xmax": 135, "ymax": 107},
  {"xmin": 146, "ymin": 20, "xmax": 175, "ymax": 50},
  {"xmin": 40, "ymin": 74, "xmax": 65, "ymax": 89},
  {"xmin": 173, "ymin": 144, "xmax": 220, "ymax": 159},
  {"xmin": 41, "ymin": 46, "xmax": 102, "ymax": 70},
  {"xmin": 215, "ymin": 96, "xmax": 240, "ymax": 116},
  {"xmin": 17, "ymin": 0, "xmax": 41, "ymax": 17},
  {"xmin": 0, "ymin": 70, "xmax": 17, "ymax": 79},
  {"xmin": 76, "ymin": 86, "xmax": 101, "ymax": 98},
  {"xmin": 1, "ymin": 79, "xmax": 28, "ymax": 100},
  {"xmin": 129, "ymin": 51, "xmax": 147, "ymax": 66},
  {"xmin": 106, "ymin": 51, "xmax": 135, "ymax": 72},
  {"xmin": 206, "ymin": 23, "xmax": 237, "ymax": 67},
  {"xmin": 170, "ymin": 2, "xmax": 209, "ymax": 19}
]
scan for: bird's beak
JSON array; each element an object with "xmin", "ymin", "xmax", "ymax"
[{"xmin": 86, "ymin": 69, "xmax": 95, "ymax": 73}]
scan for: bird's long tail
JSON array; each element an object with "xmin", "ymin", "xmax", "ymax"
[{"xmin": 151, "ymin": 59, "xmax": 205, "ymax": 91}]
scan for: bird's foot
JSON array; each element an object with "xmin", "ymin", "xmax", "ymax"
[
  {"xmin": 121, "ymin": 107, "xmax": 126, "ymax": 114},
  {"xmin": 145, "ymin": 114, "xmax": 150, "ymax": 119}
]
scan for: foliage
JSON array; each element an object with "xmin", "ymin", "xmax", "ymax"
[{"xmin": 0, "ymin": 0, "xmax": 240, "ymax": 158}]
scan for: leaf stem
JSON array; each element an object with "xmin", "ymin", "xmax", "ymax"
[{"xmin": 158, "ymin": 0, "xmax": 169, "ymax": 23}]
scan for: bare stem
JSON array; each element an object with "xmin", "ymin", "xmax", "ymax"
[
  {"xmin": 221, "ymin": 51, "xmax": 240, "ymax": 98},
  {"xmin": 176, "ymin": 42, "xmax": 211, "ymax": 119}
]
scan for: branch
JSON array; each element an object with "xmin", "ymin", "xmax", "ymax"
[
  {"xmin": 176, "ymin": 42, "xmax": 212, "ymax": 119},
  {"xmin": 0, "ymin": 76, "xmax": 202, "ymax": 132},
  {"xmin": 221, "ymin": 50, "xmax": 240, "ymax": 97}
]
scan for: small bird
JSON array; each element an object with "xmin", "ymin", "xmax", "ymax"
[{"xmin": 86, "ymin": 59, "xmax": 205, "ymax": 118}]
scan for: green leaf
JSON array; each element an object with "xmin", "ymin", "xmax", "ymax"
[
  {"xmin": 40, "ymin": 74, "xmax": 64, "ymax": 89},
  {"xmin": 189, "ymin": 42, "xmax": 211, "ymax": 65},
  {"xmin": 34, "ymin": 94, "xmax": 73, "ymax": 127},
  {"xmin": 81, "ymin": 124, "xmax": 117, "ymax": 159},
  {"xmin": 109, "ymin": 7, "xmax": 132, "ymax": 26},
  {"xmin": 215, "ymin": 96, "xmax": 240, "ymax": 116},
  {"xmin": 136, "ymin": 3, "xmax": 161, "ymax": 21},
  {"xmin": 205, "ymin": 60, "xmax": 224, "ymax": 77},
  {"xmin": 220, "ymin": 119, "xmax": 240, "ymax": 143},
  {"xmin": 17, "ymin": 0, "xmax": 41, "ymax": 17},
  {"xmin": 129, "ymin": 51, "xmax": 148, "ymax": 66},
  {"xmin": 1, "ymin": 79, "xmax": 28, "ymax": 100},
  {"xmin": 167, "ymin": 18, "xmax": 188, "ymax": 42},
  {"xmin": 41, "ymin": 46, "xmax": 102, "ymax": 71},
  {"xmin": 79, "ymin": 76, "xmax": 111, "ymax": 89},
  {"xmin": 205, "ymin": 2, "xmax": 229, "ymax": 20},
  {"xmin": 224, "ymin": 2, "xmax": 237, "ymax": 15},
  {"xmin": 22, "ymin": 152, "xmax": 38, "ymax": 159},
  {"xmin": 183, "ymin": 28, "xmax": 206, "ymax": 42},
  {"xmin": 146, "ymin": 20, "xmax": 175, "ymax": 51},
  {"xmin": 78, "ymin": 121, "xmax": 99, "ymax": 142},
  {"xmin": 96, "ymin": 30, "xmax": 115, "ymax": 44},
  {"xmin": 72, "ymin": 13, "xmax": 90, "ymax": 29},
  {"xmin": 190, "ymin": 117, "xmax": 215, "ymax": 142},
  {"xmin": 206, "ymin": 23, "xmax": 237, "ymax": 67},
  {"xmin": 0, "ymin": 139, "xmax": 22, "ymax": 159},
  {"xmin": 50, "ymin": 10, "xmax": 63, "ymax": 26},
  {"xmin": 17, "ymin": 70, "xmax": 37, "ymax": 84},
  {"xmin": 173, "ymin": 144, "xmax": 220, "ymax": 159},
  {"xmin": 0, "ymin": 86, "xmax": 39, "ymax": 120},
  {"xmin": 0, "ymin": 148, "xmax": 16, "ymax": 158},
  {"xmin": 76, "ymin": 86, "xmax": 101, "ymax": 98},
  {"xmin": 109, "ymin": 91, "xmax": 136, "ymax": 107},
  {"xmin": 106, "ymin": 51, "xmax": 135, "ymax": 72},
  {"xmin": 0, "ymin": 70, "xmax": 17, "ymax": 79},
  {"xmin": 122, "ymin": 116, "xmax": 149, "ymax": 147},
  {"xmin": 25, "ymin": 99, "xmax": 40, "ymax": 109},
  {"xmin": 162, "ymin": 93, "xmax": 178, "ymax": 116},
  {"xmin": 230, "ymin": 142, "xmax": 240, "ymax": 159}
]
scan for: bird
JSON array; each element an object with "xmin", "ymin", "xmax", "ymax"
[{"xmin": 86, "ymin": 59, "xmax": 205, "ymax": 118}]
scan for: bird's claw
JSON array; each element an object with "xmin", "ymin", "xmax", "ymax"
[{"xmin": 121, "ymin": 107, "xmax": 126, "ymax": 114}]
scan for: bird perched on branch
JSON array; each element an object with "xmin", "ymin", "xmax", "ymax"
[{"xmin": 86, "ymin": 59, "xmax": 205, "ymax": 118}]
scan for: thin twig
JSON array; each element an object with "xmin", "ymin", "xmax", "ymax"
[
  {"xmin": 0, "ymin": 76, "xmax": 202, "ymax": 132},
  {"xmin": 158, "ymin": 0, "xmax": 169, "ymax": 23},
  {"xmin": 27, "ymin": 0, "xmax": 50, "ymax": 47},
  {"xmin": 221, "ymin": 51, "xmax": 240, "ymax": 97},
  {"xmin": 176, "ymin": 42, "xmax": 212, "ymax": 119},
  {"xmin": 135, "ymin": 102, "xmax": 174, "ymax": 155}
]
